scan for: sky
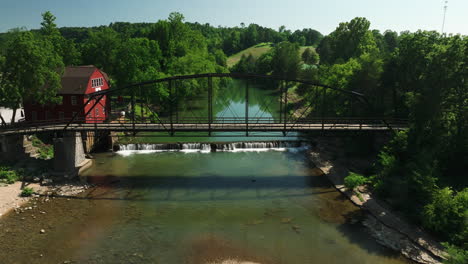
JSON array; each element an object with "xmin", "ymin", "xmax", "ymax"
[{"xmin": 0, "ymin": 0, "xmax": 467, "ymax": 35}]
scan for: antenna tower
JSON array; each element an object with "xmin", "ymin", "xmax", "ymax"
[{"xmin": 442, "ymin": 1, "xmax": 448, "ymax": 34}]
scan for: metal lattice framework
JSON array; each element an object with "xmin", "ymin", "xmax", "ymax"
[{"xmin": 0, "ymin": 73, "xmax": 408, "ymax": 137}]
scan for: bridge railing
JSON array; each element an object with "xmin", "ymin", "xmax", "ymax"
[{"xmin": 0, "ymin": 117, "xmax": 408, "ymax": 135}]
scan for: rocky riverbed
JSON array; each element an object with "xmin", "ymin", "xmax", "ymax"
[{"xmin": 0, "ymin": 176, "xmax": 91, "ymax": 219}]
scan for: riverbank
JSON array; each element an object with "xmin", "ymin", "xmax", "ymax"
[
  {"xmin": 0, "ymin": 182, "xmax": 47, "ymax": 217},
  {"xmin": 308, "ymin": 138, "xmax": 446, "ymax": 264},
  {"xmin": 0, "ymin": 175, "xmax": 92, "ymax": 219}
]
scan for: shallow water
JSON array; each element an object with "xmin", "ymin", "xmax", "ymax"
[{"xmin": 0, "ymin": 149, "xmax": 412, "ymax": 264}]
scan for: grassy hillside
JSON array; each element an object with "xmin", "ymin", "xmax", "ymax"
[
  {"xmin": 227, "ymin": 43, "xmax": 316, "ymax": 68},
  {"xmin": 227, "ymin": 43, "xmax": 273, "ymax": 68}
]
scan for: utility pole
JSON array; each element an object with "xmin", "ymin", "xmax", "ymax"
[{"xmin": 441, "ymin": 1, "xmax": 448, "ymax": 34}]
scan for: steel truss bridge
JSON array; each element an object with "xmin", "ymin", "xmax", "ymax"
[{"xmin": 0, "ymin": 73, "xmax": 407, "ymax": 137}]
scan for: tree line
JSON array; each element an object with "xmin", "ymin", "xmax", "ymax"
[{"xmin": 316, "ymin": 18, "xmax": 467, "ymax": 263}]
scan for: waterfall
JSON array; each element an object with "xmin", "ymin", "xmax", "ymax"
[{"xmin": 116, "ymin": 141, "xmax": 309, "ymax": 155}]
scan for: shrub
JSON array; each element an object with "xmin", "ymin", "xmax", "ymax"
[
  {"xmin": 31, "ymin": 135, "xmax": 54, "ymax": 159},
  {"xmin": 443, "ymin": 243, "xmax": 468, "ymax": 264},
  {"xmin": 423, "ymin": 188, "xmax": 468, "ymax": 245},
  {"xmin": 21, "ymin": 187, "xmax": 34, "ymax": 197},
  {"xmin": 0, "ymin": 166, "xmax": 20, "ymax": 184},
  {"xmin": 38, "ymin": 144, "xmax": 54, "ymax": 159},
  {"xmin": 344, "ymin": 172, "xmax": 368, "ymax": 190}
]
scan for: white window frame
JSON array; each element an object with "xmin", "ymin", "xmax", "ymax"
[
  {"xmin": 92, "ymin": 78, "xmax": 104, "ymax": 88},
  {"xmin": 71, "ymin": 96, "xmax": 78, "ymax": 106}
]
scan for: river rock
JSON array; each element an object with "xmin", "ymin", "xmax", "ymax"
[
  {"xmin": 42, "ymin": 179, "xmax": 53, "ymax": 185},
  {"xmin": 40, "ymin": 229, "xmax": 45, "ymax": 234}
]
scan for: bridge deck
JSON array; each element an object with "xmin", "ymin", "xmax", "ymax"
[{"xmin": 0, "ymin": 121, "xmax": 407, "ymax": 136}]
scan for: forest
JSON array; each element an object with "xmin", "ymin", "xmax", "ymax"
[{"xmin": 0, "ymin": 12, "xmax": 466, "ymax": 263}]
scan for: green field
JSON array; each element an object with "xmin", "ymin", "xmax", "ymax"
[
  {"xmin": 226, "ymin": 42, "xmax": 273, "ymax": 67},
  {"xmin": 227, "ymin": 43, "xmax": 316, "ymax": 68}
]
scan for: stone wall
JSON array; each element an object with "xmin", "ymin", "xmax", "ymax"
[{"xmin": 0, "ymin": 135, "xmax": 26, "ymax": 161}]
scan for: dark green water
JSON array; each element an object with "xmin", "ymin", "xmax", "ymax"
[{"xmin": 0, "ymin": 80, "xmax": 411, "ymax": 264}]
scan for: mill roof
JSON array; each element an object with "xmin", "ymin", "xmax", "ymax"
[{"xmin": 59, "ymin": 65, "xmax": 109, "ymax": 95}]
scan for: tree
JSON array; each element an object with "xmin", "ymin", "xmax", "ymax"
[
  {"xmin": 223, "ymin": 31, "xmax": 241, "ymax": 55},
  {"xmin": 316, "ymin": 36, "xmax": 332, "ymax": 64},
  {"xmin": 40, "ymin": 11, "xmax": 81, "ymax": 66},
  {"xmin": 301, "ymin": 48, "xmax": 319, "ymax": 64},
  {"xmin": 40, "ymin": 11, "xmax": 59, "ymax": 36},
  {"xmin": 255, "ymin": 52, "xmax": 273, "ymax": 74},
  {"xmin": 318, "ymin": 17, "xmax": 378, "ymax": 64},
  {"xmin": 443, "ymin": 243, "xmax": 468, "ymax": 264},
  {"xmin": 383, "ymin": 30, "xmax": 399, "ymax": 53},
  {"xmin": 231, "ymin": 54, "xmax": 256, "ymax": 73},
  {"xmin": 423, "ymin": 188, "xmax": 467, "ymax": 245},
  {"xmin": 371, "ymin": 32, "xmax": 468, "ymax": 245},
  {"xmin": 114, "ymin": 38, "xmax": 162, "ymax": 86},
  {"xmin": 244, "ymin": 24, "xmax": 259, "ymax": 47},
  {"xmin": 82, "ymin": 27, "xmax": 121, "ymax": 75},
  {"xmin": 0, "ymin": 31, "xmax": 63, "ymax": 123},
  {"xmin": 271, "ymin": 41, "xmax": 300, "ymax": 79}
]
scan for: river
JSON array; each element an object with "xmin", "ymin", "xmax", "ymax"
[{"xmin": 0, "ymin": 80, "xmax": 412, "ymax": 264}]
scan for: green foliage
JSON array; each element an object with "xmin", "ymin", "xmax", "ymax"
[
  {"xmin": 40, "ymin": 11, "xmax": 81, "ymax": 66},
  {"xmin": 82, "ymin": 27, "xmax": 120, "ymax": 74},
  {"xmin": 114, "ymin": 37, "xmax": 162, "ymax": 86},
  {"xmin": 231, "ymin": 54, "xmax": 256, "ymax": 73},
  {"xmin": 0, "ymin": 166, "xmax": 21, "ymax": 184},
  {"xmin": 38, "ymin": 145, "xmax": 54, "ymax": 160},
  {"xmin": 301, "ymin": 48, "xmax": 319, "ymax": 64},
  {"xmin": 0, "ymin": 30, "xmax": 63, "ymax": 120},
  {"xmin": 21, "ymin": 187, "xmax": 34, "ymax": 197},
  {"xmin": 254, "ymin": 52, "xmax": 273, "ymax": 74},
  {"xmin": 344, "ymin": 172, "xmax": 368, "ymax": 190},
  {"xmin": 443, "ymin": 243, "xmax": 468, "ymax": 264},
  {"xmin": 271, "ymin": 41, "xmax": 301, "ymax": 79},
  {"xmin": 369, "ymin": 32, "xmax": 468, "ymax": 246},
  {"xmin": 31, "ymin": 135, "xmax": 54, "ymax": 159},
  {"xmin": 317, "ymin": 17, "xmax": 377, "ymax": 64},
  {"xmin": 423, "ymin": 188, "xmax": 468, "ymax": 245}
]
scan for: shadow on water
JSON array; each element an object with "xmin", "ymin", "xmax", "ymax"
[{"xmin": 46, "ymin": 174, "xmax": 338, "ymax": 202}]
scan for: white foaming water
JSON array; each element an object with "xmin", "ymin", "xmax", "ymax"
[{"xmin": 116, "ymin": 142, "xmax": 309, "ymax": 155}]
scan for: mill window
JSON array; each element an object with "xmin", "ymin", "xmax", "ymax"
[{"xmin": 92, "ymin": 77, "xmax": 104, "ymax": 88}]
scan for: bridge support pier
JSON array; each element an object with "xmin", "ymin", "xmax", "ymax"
[
  {"xmin": 53, "ymin": 132, "xmax": 89, "ymax": 177},
  {"xmin": 0, "ymin": 135, "xmax": 25, "ymax": 161}
]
